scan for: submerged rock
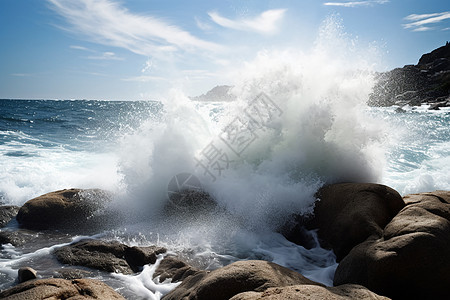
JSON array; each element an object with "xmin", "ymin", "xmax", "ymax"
[
  {"xmin": 54, "ymin": 239, "xmax": 166, "ymax": 274},
  {"xmin": 334, "ymin": 191, "xmax": 450, "ymax": 299},
  {"xmin": 230, "ymin": 284, "xmax": 390, "ymax": 300},
  {"xmin": 162, "ymin": 260, "xmax": 321, "ymax": 300},
  {"xmin": 16, "ymin": 188, "xmax": 113, "ymax": 230},
  {"xmin": 0, "ymin": 278, "xmax": 125, "ymax": 299}
]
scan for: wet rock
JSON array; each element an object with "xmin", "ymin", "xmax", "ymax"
[
  {"xmin": 54, "ymin": 239, "xmax": 166, "ymax": 275},
  {"xmin": 428, "ymin": 99, "xmax": 449, "ymax": 110},
  {"xmin": 54, "ymin": 239, "xmax": 132, "ymax": 274},
  {"xmin": 18, "ymin": 267, "xmax": 37, "ymax": 283},
  {"xmin": 153, "ymin": 256, "xmax": 204, "ymax": 283},
  {"xmin": 286, "ymin": 183, "xmax": 405, "ymax": 261},
  {"xmin": 0, "ymin": 278, "xmax": 125, "ymax": 299},
  {"xmin": 162, "ymin": 260, "xmax": 322, "ymax": 300},
  {"xmin": 0, "ymin": 205, "xmax": 20, "ymax": 227},
  {"xmin": 54, "ymin": 268, "xmax": 93, "ymax": 280},
  {"xmin": 334, "ymin": 191, "xmax": 450, "ymax": 299},
  {"xmin": 0, "ymin": 229, "xmax": 38, "ymax": 247},
  {"xmin": 369, "ymin": 43, "xmax": 450, "ymax": 107},
  {"xmin": 230, "ymin": 284, "xmax": 390, "ymax": 300},
  {"xmin": 125, "ymin": 245, "xmax": 167, "ymax": 272},
  {"xmin": 16, "ymin": 188, "xmax": 113, "ymax": 230}
]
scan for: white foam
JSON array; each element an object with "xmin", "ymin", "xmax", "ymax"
[{"xmin": 112, "ymin": 254, "xmax": 181, "ymax": 300}]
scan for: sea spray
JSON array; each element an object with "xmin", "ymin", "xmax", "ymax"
[
  {"xmin": 105, "ymin": 17, "xmax": 386, "ymax": 292},
  {"xmin": 115, "ymin": 16, "xmax": 386, "ymax": 231}
]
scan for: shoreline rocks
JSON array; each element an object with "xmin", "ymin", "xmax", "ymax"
[
  {"xmin": 53, "ymin": 239, "xmax": 167, "ymax": 275},
  {"xmin": 369, "ymin": 43, "xmax": 450, "ymax": 107},
  {"xmin": 283, "ymin": 183, "xmax": 405, "ymax": 261},
  {"xmin": 16, "ymin": 188, "xmax": 114, "ymax": 231},
  {"xmin": 334, "ymin": 190, "xmax": 450, "ymax": 299},
  {"xmin": 1, "ymin": 185, "xmax": 450, "ymax": 299},
  {"xmin": 0, "ymin": 278, "xmax": 125, "ymax": 300}
]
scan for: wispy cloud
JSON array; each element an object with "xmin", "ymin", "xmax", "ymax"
[
  {"xmin": 122, "ymin": 75, "xmax": 167, "ymax": 82},
  {"xmin": 70, "ymin": 45, "xmax": 91, "ymax": 51},
  {"xmin": 208, "ymin": 9, "xmax": 286, "ymax": 35},
  {"xmin": 47, "ymin": 0, "xmax": 221, "ymax": 56},
  {"xmin": 323, "ymin": 0, "xmax": 388, "ymax": 7},
  {"xmin": 87, "ymin": 51, "xmax": 123, "ymax": 60},
  {"xmin": 403, "ymin": 11, "xmax": 450, "ymax": 31},
  {"xmin": 195, "ymin": 17, "xmax": 212, "ymax": 31}
]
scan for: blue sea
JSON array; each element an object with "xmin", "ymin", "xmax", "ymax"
[{"xmin": 0, "ymin": 96, "xmax": 449, "ymax": 298}]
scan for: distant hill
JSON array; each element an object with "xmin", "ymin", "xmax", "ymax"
[
  {"xmin": 190, "ymin": 85, "xmax": 236, "ymax": 102},
  {"xmin": 369, "ymin": 42, "xmax": 450, "ymax": 107}
]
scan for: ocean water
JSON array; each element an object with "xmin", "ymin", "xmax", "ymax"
[{"xmin": 1, "ymin": 21, "xmax": 449, "ymax": 299}]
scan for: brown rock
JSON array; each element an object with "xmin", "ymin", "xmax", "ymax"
[
  {"xmin": 230, "ymin": 284, "xmax": 390, "ymax": 300},
  {"xmin": 54, "ymin": 239, "xmax": 167, "ymax": 275},
  {"xmin": 54, "ymin": 239, "xmax": 132, "ymax": 274},
  {"xmin": 153, "ymin": 256, "xmax": 204, "ymax": 283},
  {"xmin": 0, "ymin": 278, "xmax": 125, "ymax": 299},
  {"xmin": 125, "ymin": 245, "xmax": 167, "ymax": 272},
  {"xmin": 18, "ymin": 267, "xmax": 37, "ymax": 283},
  {"xmin": 334, "ymin": 191, "xmax": 450, "ymax": 299},
  {"xmin": 163, "ymin": 260, "xmax": 322, "ymax": 300},
  {"xmin": 306, "ymin": 183, "xmax": 404, "ymax": 261},
  {"xmin": 16, "ymin": 189, "xmax": 112, "ymax": 230}
]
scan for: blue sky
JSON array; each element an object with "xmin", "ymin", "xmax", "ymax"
[{"xmin": 0, "ymin": 0, "xmax": 449, "ymax": 100}]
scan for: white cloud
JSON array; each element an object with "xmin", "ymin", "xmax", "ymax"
[
  {"xmin": 70, "ymin": 45, "xmax": 90, "ymax": 51},
  {"xmin": 208, "ymin": 9, "xmax": 286, "ymax": 35},
  {"xmin": 47, "ymin": 0, "xmax": 221, "ymax": 56},
  {"xmin": 195, "ymin": 17, "xmax": 212, "ymax": 31},
  {"xmin": 87, "ymin": 51, "xmax": 123, "ymax": 60},
  {"xmin": 413, "ymin": 26, "xmax": 433, "ymax": 32},
  {"xmin": 403, "ymin": 11, "xmax": 450, "ymax": 31},
  {"xmin": 122, "ymin": 75, "xmax": 167, "ymax": 82},
  {"xmin": 323, "ymin": 0, "xmax": 388, "ymax": 7}
]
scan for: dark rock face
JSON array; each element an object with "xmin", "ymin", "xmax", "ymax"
[
  {"xmin": 0, "ymin": 205, "xmax": 20, "ymax": 227},
  {"xmin": 16, "ymin": 189, "xmax": 113, "ymax": 230},
  {"xmin": 162, "ymin": 260, "xmax": 322, "ymax": 300},
  {"xmin": 334, "ymin": 191, "xmax": 450, "ymax": 300},
  {"xmin": 230, "ymin": 284, "xmax": 390, "ymax": 300},
  {"xmin": 54, "ymin": 239, "xmax": 166, "ymax": 274},
  {"xmin": 0, "ymin": 278, "xmax": 125, "ymax": 299},
  {"xmin": 18, "ymin": 267, "xmax": 37, "ymax": 283},
  {"xmin": 125, "ymin": 245, "xmax": 167, "ymax": 272},
  {"xmin": 284, "ymin": 183, "xmax": 404, "ymax": 261},
  {"xmin": 418, "ymin": 44, "xmax": 450, "ymax": 65},
  {"xmin": 369, "ymin": 43, "xmax": 450, "ymax": 106}
]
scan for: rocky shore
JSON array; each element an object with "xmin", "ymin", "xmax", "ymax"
[
  {"xmin": 1, "ymin": 184, "xmax": 449, "ymax": 299},
  {"xmin": 369, "ymin": 43, "xmax": 450, "ymax": 108}
]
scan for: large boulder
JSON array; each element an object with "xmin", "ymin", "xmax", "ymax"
[
  {"xmin": 334, "ymin": 191, "xmax": 450, "ymax": 299},
  {"xmin": 162, "ymin": 260, "xmax": 322, "ymax": 300},
  {"xmin": 0, "ymin": 205, "xmax": 20, "ymax": 227},
  {"xmin": 54, "ymin": 239, "xmax": 166, "ymax": 274},
  {"xmin": 230, "ymin": 284, "xmax": 390, "ymax": 300},
  {"xmin": 0, "ymin": 278, "xmax": 125, "ymax": 299},
  {"xmin": 304, "ymin": 183, "xmax": 404, "ymax": 261},
  {"xmin": 16, "ymin": 189, "xmax": 113, "ymax": 230}
]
